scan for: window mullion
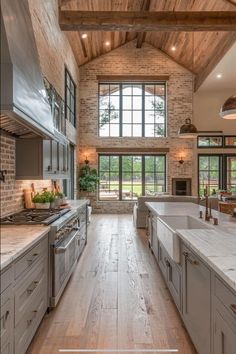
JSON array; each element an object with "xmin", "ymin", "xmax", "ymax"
[
  {"xmin": 142, "ymin": 156, "xmax": 145, "ymax": 196},
  {"xmin": 120, "ymin": 84, "xmax": 122, "ymax": 137},
  {"xmin": 119, "ymin": 155, "xmax": 122, "ymax": 201},
  {"xmin": 142, "ymin": 84, "xmax": 145, "ymax": 137}
]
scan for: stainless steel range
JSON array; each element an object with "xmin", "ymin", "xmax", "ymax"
[
  {"xmin": 49, "ymin": 205, "xmax": 87, "ymax": 307},
  {"xmin": 0, "ymin": 202, "xmax": 88, "ymax": 308}
]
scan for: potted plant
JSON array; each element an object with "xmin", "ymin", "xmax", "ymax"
[
  {"xmin": 78, "ymin": 163, "xmax": 99, "ymax": 196},
  {"xmin": 32, "ymin": 191, "xmax": 55, "ymax": 209},
  {"xmin": 54, "ymin": 192, "xmax": 66, "ymax": 207}
]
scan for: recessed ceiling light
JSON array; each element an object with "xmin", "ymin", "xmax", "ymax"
[
  {"xmin": 171, "ymin": 46, "xmax": 176, "ymax": 51},
  {"xmin": 217, "ymin": 74, "xmax": 222, "ymax": 79},
  {"xmin": 105, "ymin": 41, "xmax": 110, "ymax": 46},
  {"xmin": 81, "ymin": 33, "xmax": 88, "ymax": 39}
]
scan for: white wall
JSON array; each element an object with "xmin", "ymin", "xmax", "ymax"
[{"xmin": 193, "ymin": 89, "xmax": 236, "ymax": 134}]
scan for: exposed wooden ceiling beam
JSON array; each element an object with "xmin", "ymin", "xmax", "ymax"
[
  {"xmin": 224, "ymin": 0, "xmax": 236, "ymax": 6},
  {"xmin": 59, "ymin": 11, "xmax": 236, "ymax": 32},
  {"xmin": 136, "ymin": 0, "xmax": 151, "ymax": 49},
  {"xmin": 194, "ymin": 32, "xmax": 236, "ymax": 91}
]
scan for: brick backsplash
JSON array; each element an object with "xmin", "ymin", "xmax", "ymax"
[
  {"xmin": 78, "ymin": 41, "xmax": 197, "ymax": 213},
  {"xmin": 0, "ymin": 132, "xmax": 52, "ymax": 217}
]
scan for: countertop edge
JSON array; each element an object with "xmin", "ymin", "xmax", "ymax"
[
  {"xmin": 0, "ymin": 226, "xmax": 50, "ymax": 272},
  {"xmin": 176, "ymin": 230, "xmax": 236, "ymax": 293}
]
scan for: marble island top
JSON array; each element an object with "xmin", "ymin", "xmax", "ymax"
[
  {"xmin": 0, "ymin": 225, "xmax": 50, "ymax": 271},
  {"xmin": 146, "ymin": 202, "xmax": 236, "ymax": 292}
]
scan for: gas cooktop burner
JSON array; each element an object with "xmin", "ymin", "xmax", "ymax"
[{"xmin": 0, "ymin": 208, "xmax": 70, "ymax": 225}]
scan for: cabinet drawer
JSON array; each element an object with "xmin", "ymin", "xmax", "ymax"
[
  {"xmin": 214, "ymin": 275, "xmax": 236, "ymax": 321},
  {"xmin": 0, "ymin": 266, "xmax": 13, "ymax": 294},
  {"xmin": 14, "ymin": 258, "xmax": 48, "ymax": 326},
  {"xmin": 14, "ymin": 292, "xmax": 47, "ymax": 354},
  {"xmin": 14, "ymin": 237, "xmax": 48, "ymax": 280},
  {"xmin": 0, "ymin": 287, "xmax": 13, "ymax": 354}
]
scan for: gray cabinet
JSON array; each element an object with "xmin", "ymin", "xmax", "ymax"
[
  {"xmin": 166, "ymin": 257, "xmax": 181, "ymax": 311},
  {"xmin": 158, "ymin": 241, "xmax": 168, "ymax": 280},
  {"xmin": 182, "ymin": 244, "xmax": 211, "ymax": 354},
  {"xmin": 157, "ymin": 241, "xmax": 181, "ymax": 311},
  {"xmin": 0, "ymin": 234, "xmax": 49, "ymax": 354},
  {"xmin": 0, "ymin": 268, "xmax": 14, "ymax": 354},
  {"xmin": 213, "ymin": 275, "xmax": 236, "ymax": 354},
  {"xmin": 151, "ymin": 217, "xmax": 158, "ymax": 260},
  {"xmin": 16, "ymin": 138, "xmax": 69, "ymax": 180}
]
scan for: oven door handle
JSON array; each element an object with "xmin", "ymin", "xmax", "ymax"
[{"xmin": 54, "ymin": 231, "xmax": 79, "ymax": 254}]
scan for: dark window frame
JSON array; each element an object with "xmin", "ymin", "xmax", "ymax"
[
  {"xmin": 197, "ymin": 135, "xmax": 236, "ymax": 149},
  {"xmin": 98, "ymin": 154, "xmax": 166, "ymax": 201},
  {"xmin": 65, "ymin": 67, "xmax": 76, "ymax": 127},
  {"xmin": 197, "ymin": 136, "xmax": 223, "ymax": 148},
  {"xmin": 224, "ymin": 136, "xmax": 236, "ymax": 148},
  {"xmin": 98, "ymin": 82, "xmax": 167, "ymax": 138},
  {"xmin": 198, "ymin": 153, "xmax": 236, "ymax": 194}
]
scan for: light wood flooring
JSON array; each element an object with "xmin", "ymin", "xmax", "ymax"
[{"xmin": 27, "ymin": 214, "xmax": 197, "ymax": 354}]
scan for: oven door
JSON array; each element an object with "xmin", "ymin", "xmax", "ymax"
[{"xmin": 53, "ymin": 229, "xmax": 79, "ymax": 300}]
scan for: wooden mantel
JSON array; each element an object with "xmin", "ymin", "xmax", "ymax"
[{"xmin": 59, "ymin": 11, "xmax": 236, "ymax": 32}]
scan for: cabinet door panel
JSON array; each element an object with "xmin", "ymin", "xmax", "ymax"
[
  {"xmin": 158, "ymin": 243, "xmax": 167, "ymax": 280},
  {"xmin": 214, "ymin": 310, "xmax": 236, "ymax": 354},
  {"xmin": 43, "ymin": 140, "xmax": 52, "ymax": 173},
  {"xmin": 51, "ymin": 140, "xmax": 58, "ymax": 173},
  {"xmin": 58, "ymin": 143, "xmax": 64, "ymax": 172},
  {"xmin": 167, "ymin": 259, "xmax": 181, "ymax": 311},
  {"xmin": 182, "ymin": 244, "xmax": 211, "ymax": 354}
]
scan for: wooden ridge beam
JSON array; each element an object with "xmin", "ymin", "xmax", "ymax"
[
  {"xmin": 59, "ymin": 11, "xmax": 236, "ymax": 32},
  {"xmin": 136, "ymin": 0, "xmax": 151, "ymax": 48},
  {"xmin": 194, "ymin": 32, "xmax": 236, "ymax": 91}
]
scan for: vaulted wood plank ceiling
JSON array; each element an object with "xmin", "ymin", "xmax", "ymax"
[{"xmin": 59, "ymin": 0, "xmax": 236, "ymax": 90}]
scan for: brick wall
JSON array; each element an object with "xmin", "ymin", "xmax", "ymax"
[
  {"xmin": 0, "ymin": 132, "xmax": 52, "ymax": 216},
  {"xmin": 78, "ymin": 41, "xmax": 197, "ymax": 213},
  {"xmin": 0, "ymin": 0, "xmax": 80, "ymax": 216}
]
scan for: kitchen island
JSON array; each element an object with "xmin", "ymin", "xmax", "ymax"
[{"xmin": 146, "ymin": 202, "xmax": 236, "ymax": 354}]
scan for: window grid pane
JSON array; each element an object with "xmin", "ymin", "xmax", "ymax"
[
  {"xmin": 98, "ymin": 83, "xmax": 166, "ymax": 137},
  {"xmin": 65, "ymin": 69, "xmax": 76, "ymax": 127},
  {"xmin": 99, "ymin": 155, "xmax": 166, "ymax": 201}
]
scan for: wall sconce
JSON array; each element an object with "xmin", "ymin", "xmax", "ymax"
[
  {"xmin": 0, "ymin": 170, "xmax": 7, "ymax": 182},
  {"xmin": 84, "ymin": 156, "xmax": 90, "ymax": 165},
  {"xmin": 178, "ymin": 157, "xmax": 184, "ymax": 165}
]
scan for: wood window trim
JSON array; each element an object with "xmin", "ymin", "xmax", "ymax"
[
  {"xmin": 96, "ymin": 148, "xmax": 169, "ymax": 154},
  {"xmin": 97, "ymin": 75, "xmax": 169, "ymax": 82}
]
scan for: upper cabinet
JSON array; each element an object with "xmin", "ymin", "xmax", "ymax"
[{"xmin": 16, "ymin": 138, "xmax": 69, "ymax": 180}]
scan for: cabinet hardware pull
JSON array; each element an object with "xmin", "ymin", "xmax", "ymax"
[
  {"xmin": 27, "ymin": 281, "xmax": 39, "ymax": 294},
  {"xmin": 27, "ymin": 253, "xmax": 39, "ymax": 266},
  {"xmin": 183, "ymin": 251, "xmax": 199, "ymax": 265},
  {"xmin": 5, "ymin": 310, "xmax": 9, "ymax": 321},
  {"xmin": 27, "ymin": 310, "xmax": 38, "ymax": 327},
  {"xmin": 230, "ymin": 304, "xmax": 236, "ymax": 315}
]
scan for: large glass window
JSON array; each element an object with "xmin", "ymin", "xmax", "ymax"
[
  {"xmin": 99, "ymin": 155, "xmax": 166, "ymax": 201},
  {"xmin": 198, "ymin": 154, "xmax": 236, "ymax": 195},
  {"xmin": 226, "ymin": 156, "xmax": 236, "ymax": 193},
  {"xmin": 198, "ymin": 155, "xmax": 220, "ymax": 195},
  {"xmin": 99, "ymin": 83, "xmax": 166, "ymax": 137},
  {"xmin": 65, "ymin": 68, "xmax": 76, "ymax": 127}
]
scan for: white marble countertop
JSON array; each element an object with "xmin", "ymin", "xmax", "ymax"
[
  {"xmin": 0, "ymin": 199, "xmax": 89, "ymax": 272},
  {"xmin": 0, "ymin": 225, "xmax": 50, "ymax": 271},
  {"xmin": 146, "ymin": 202, "xmax": 236, "ymax": 291}
]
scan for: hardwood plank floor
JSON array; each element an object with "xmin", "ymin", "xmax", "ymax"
[{"xmin": 27, "ymin": 214, "xmax": 197, "ymax": 354}]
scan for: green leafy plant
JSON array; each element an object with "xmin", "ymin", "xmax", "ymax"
[
  {"xmin": 79, "ymin": 165, "xmax": 99, "ymax": 193},
  {"xmin": 55, "ymin": 191, "xmax": 64, "ymax": 199},
  {"xmin": 32, "ymin": 191, "xmax": 55, "ymax": 203}
]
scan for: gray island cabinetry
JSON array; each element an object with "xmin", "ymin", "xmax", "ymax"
[
  {"xmin": 0, "ymin": 231, "xmax": 49, "ymax": 354},
  {"xmin": 147, "ymin": 202, "xmax": 236, "ymax": 354}
]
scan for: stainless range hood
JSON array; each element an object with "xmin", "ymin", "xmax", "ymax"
[{"xmin": 0, "ymin": 0, "xmax": 54, "ymax": 138}]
